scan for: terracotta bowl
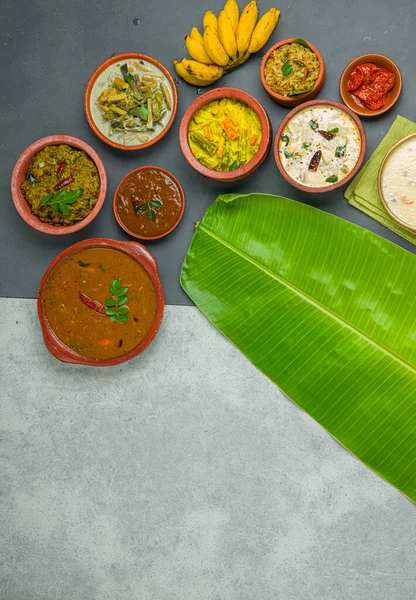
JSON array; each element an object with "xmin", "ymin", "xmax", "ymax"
[
  {"xmin": 84, "ymin": 52, "xmax": 178, "ymax": 151},
  {"xmin": 340, "ymin": 53, "xmax": 402, "ymax": 117},
  {"xmin": 37, "ymin": 238, "xmax": 164, "ymax": 366},
  {"xmin": 179, "ymin": 87, "xmax": 272, "ymax": 182},
  {"xmin": 260, "ymin": 39, "xmax": 325, "ymax": 107},
  {"xmin": 378, "ymin": 133, "xmax": 416, "ymax": 231},
  {"xmin": 11, "ymin": 135, "xmax": 107, "ymax": 235},
  {"xmin": 274, "ymin": 99, "xmax": 367, "ymax": 194},
  {"xmin": 113, "ymin": 166, "xmax": 185, "ymax": 241}
]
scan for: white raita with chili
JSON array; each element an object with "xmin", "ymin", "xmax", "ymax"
[{"xmin": 279, "ymin": 105, "xmax": 361, "ymax": 187}]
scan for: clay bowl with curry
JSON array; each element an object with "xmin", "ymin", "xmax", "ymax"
[
  {"xmin": 114, "ymin": 166, "xmax": 185, "ymax": 241},
  {"xmin": 11, "ymin": 135, "xmax": 107, "ymax": 235},
  {"xmin": 179, "ymin": 87, "xmax": 271, "ymax": 182},
  {"xmin": 38, "ymin": 238, "xmax": 164, "ymax": 366}
]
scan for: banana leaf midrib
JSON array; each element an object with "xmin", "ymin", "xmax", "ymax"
[{"xmin": 197, "ymin": 221, "xmax": 416, "ymax": 373}]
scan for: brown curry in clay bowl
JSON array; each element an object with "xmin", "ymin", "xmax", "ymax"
[
  {"xmin": 38, "ymin": 238, "xmax": 164, "ymax": 366},
  {"xmin": 113, "ymin": 166, "xmax": 185, "ymax": 240}
]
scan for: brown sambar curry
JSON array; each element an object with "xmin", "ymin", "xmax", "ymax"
[
  {"xmin": 116, "ymin": 168, "xmax": 183, "ymax": 238},
  {"xmin": 43, "ymin": 248, "xmax": 157, "ymax": 360}
]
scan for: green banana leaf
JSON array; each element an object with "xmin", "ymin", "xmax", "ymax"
[{"xmin": 181, "ymin": 193, "xmax": 416, "ymax": 502}]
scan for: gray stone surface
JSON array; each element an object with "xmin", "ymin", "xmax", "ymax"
[
  {"xmin": 1, "ymin": 299, "xmax": 415, "ymax": 600},
  {"xmin": 1, "ymin": 0, "xmax": 415, "ymax": 304}
]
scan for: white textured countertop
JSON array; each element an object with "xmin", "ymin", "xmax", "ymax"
[{"xmin": 1, "ymin": 299, "xmax": 415, "ymax": 599}]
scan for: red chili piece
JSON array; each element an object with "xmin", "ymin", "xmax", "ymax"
[
  {"xmin": 131, "ymin": 196, "xmax": 140, "ymax": 217},
  {"xmin": 56, "ymin": 161, "xmax": 65, "ymax": 177},
  {"xmin": 54, "ymin": 176, "xmax": 73, "ymax": 191},
  {"xmin": 78, "ymin": 292, "xmax": 105, "ymax": 314},
  {"xmin": 309, "ymin": 150, "xmax": 322, "ymax": 171},
  {"xmin": 348, "ymin": 62, "xmax": 395, "ymax": 111},
  {"xmin": 317, "ymin": 130, "xmax": 335, "ymax": 141},
  {"xmin": 347, "ymin": 67, "xmax": 363, "ymax": 91}
]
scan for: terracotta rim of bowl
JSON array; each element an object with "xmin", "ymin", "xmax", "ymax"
[
  {"xmin": 11, "ymin": 135, "xmax": 107, "ymax": 235},
  {"xmin": 260, "ymin": 38, "xmax": 326, "ymax": 107},
  {"xmin": 378, "ymin": 133, "xmax": 416, "ymax": 231},
  {"xmin": 84, "ymin": 52, "xmax": 178, "ymax": 151},
  {"xmin": 339, "ymin": 53, "xmax": 402, "ymax": 117},
  {"xmin": 179, "ymin": 87, "xmax": 271, "ymax": 181},
  {"xmin": 274, "ymin": 99, "xmax": 367, "ymax": 194},
  {"xmin": 37, "ymin": 238, "xmax": 164, "ymax": 366},
  {"xmin": 113, "ymin": 165, "xmax": 185, "ymax": 240}
]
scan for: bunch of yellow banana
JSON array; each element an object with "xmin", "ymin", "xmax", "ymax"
[{"xmin": 174, "ymin": 0, "xmax": 280, "ymax": 87}]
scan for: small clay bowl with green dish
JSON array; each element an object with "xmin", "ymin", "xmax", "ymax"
[
  {"xmin": 114, "ymin": 166, "xmax": 185, "ymax": 240},
  {"xmin": 260, "ymin": 38, "xmax": 326, "ymax": 107},
  {"xmin": 11, "ymin": 135, "xmax": 107, "ymax": 235}
]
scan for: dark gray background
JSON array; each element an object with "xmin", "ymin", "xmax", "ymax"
[{"xmin": 1, "ymin": 0, "xmax": 414, "ymax": 304}]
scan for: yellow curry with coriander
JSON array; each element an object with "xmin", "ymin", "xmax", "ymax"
[
  {"xmin": 44, "ymin": 248, "xmax": 157, "ymax": 360},
  {"xmin": 188, "ymin": 98, "xmax": 262, "ymax": 172},
  {"xmin": 20, "ymin": 145, "xmax": 100, "ymax": 226}
]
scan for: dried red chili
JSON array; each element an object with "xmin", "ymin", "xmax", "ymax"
[
  {"xmin": 309, "ymin": 150, "xmax": 322, "ymax": 171},
  {"xmin": 56, "ymin": 161, "xmax": 65, "ymax": 177},
  {"xmin": 78, "ymin": 292, "xmax": 105, "ymax": 314},
  {"xmin": 347, "ymin": 62, "xmax": 395, "ymax": 111},
  {"xmin": 54, "ymin": 176, "xmax": 74, "ymax": 191},
  {"xmin": 317, "ymin": 130, "xmax": 335, "ymax": 141}
]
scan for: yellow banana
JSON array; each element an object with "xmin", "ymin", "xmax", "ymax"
[
  {"xmin": 190, "ymin": 27, "xmax": 204, "ymax": 44},
  {"xmin": 223, "ymin": 0, "xmax": 239, "ymax": 35},
  {"xmin": 181, "ymin": 58, "xmax": 224, "ymax": 82},
  {"xmin": 218, "ymin": 10, "xmax": 237, "ymax": 60},
  {"xmin": 248, "ymin": 8, "xmax": 280, "ymax": 54},
  {"xmin": 203, "ymin": 10, "xmax": 218, "ymax": 33},
  {"xmin": 236, "ymin": 0, "xmax": 258, "ymax": 57},
  {"xmin": 173, "ymin": 60, "xmax": 214, "ymax": 86},
  {"xmin": 203, "ymin": 24, "xmax": 230, "ymax": 67},
  {"xmin": 185, "ymin": 35, "xmax": 213, "ymax": 64}
]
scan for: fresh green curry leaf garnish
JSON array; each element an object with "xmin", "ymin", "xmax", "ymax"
[
  {"xmin": 281, "ymin": 134, "xmax": 290, "ymax": 146},
  {"xmin": 328, "ymin": 128, "xmax": 339, "ymax": 135},
  {"xmin": 303, "ymin": 142, "xmax": 311, "ymax": 149},
  {"xmin": 149, "ymin": 199, "xmax": 163, "ymax": 208},
  {"xmin": 77, "ymin": 260, "xmax": 91, "ymax": 268},
  {"xmin": 293, "ymin": 60, "xmax": 305, "ymax": 67},
  {"xmin": 290, "ymin": 85, "xmax": 315, "ymax": 95},
  {"xmin": 123, "ymin": 73, "xmax": 134, "ymax": 85},
  {"xmin": 309, "ymin": 119, "xmax": 319, "ymax": 131},
  {"xmin": 40, "ymin": 189, "xmax": 83, "ymax": 216},
  {"xmin": 136, "ymin": 199, "xmax": 164, "ymax": 220},
  {"xmin": 284, "ymin": 150, "xmax": 293, "ymax": 159},
  {"xmin": 282, "ymin": 60, "xmax": 293, "ymax": 77},
  {"xmin": 325, "ymin": 175, "xmax": 339, "ymax": 183},
  {"xmin": 138, "ymin": 105, "xmax": 149, "ymax": 121},
  {"xmin": 292, "ymin": 38, "xmax": 310, "ymax": 49},
  {"xmin": 105, "ymin": 279, "xmax": 130, "ymax": 323},
  {"xmin": 120, "ymin": 63, "xmax": 128, "ymax": 75},
  {"xmin": 335, "ymin": 145, "xmax": 346, "ymax": 158},
  {"xmin": 228, "ymin": 160, "xmax": 239, "ymax": 171}
]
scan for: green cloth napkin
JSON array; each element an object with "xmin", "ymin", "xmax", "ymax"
[{"xmin": 345, "ymin": 115, "xmax": 416, "ymax": 245}]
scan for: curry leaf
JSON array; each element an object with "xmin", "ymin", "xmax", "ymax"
[
  {"xmin": 281, "ymin": 134, "xmax": 290, "ymax": 146},
  {"xmin": 120, "ymin": 63, "xmax": 128, "ymax": 75},
  {"xmin": 325, "ymin": 175, "xmax": 339, "ymax": 183},
  {"xmin": 228, "ymin": 160, "xmax": 239, "ymax": 171},
  {"xmin": 282, "ymin": 60, "xmax": 293, "ymax": 77},
  {"xmin": 148, "ymin": 208, "xmax": 156, "ymax": 221},
  {"xmin": 180, "ymin": 193, "xmax": 416, "ymax": 502},
  {"xmin": 138, "ymin": 105, "xmax": 149, "ymax": 121},
  {"xmin": 335, "ymin": 145, "xmax": 346, "ymax": 158},
  {"xmin": 328, "ymin": 127, "xmax": 339, "ymax": 135},
  {"xmin": 149, "ymin": 199, "xmax": 164, "ymax": 208},
  {"xmin": 41, "ymin": 193, "xmax": 54, "ymax": 205},
  {"xmin": 292, "ymin": 38, "xmax": 310, "ymax": 49},
  {"xmin": 309, "ymin": 119, "xmax": 319, "ymax": 131}
]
